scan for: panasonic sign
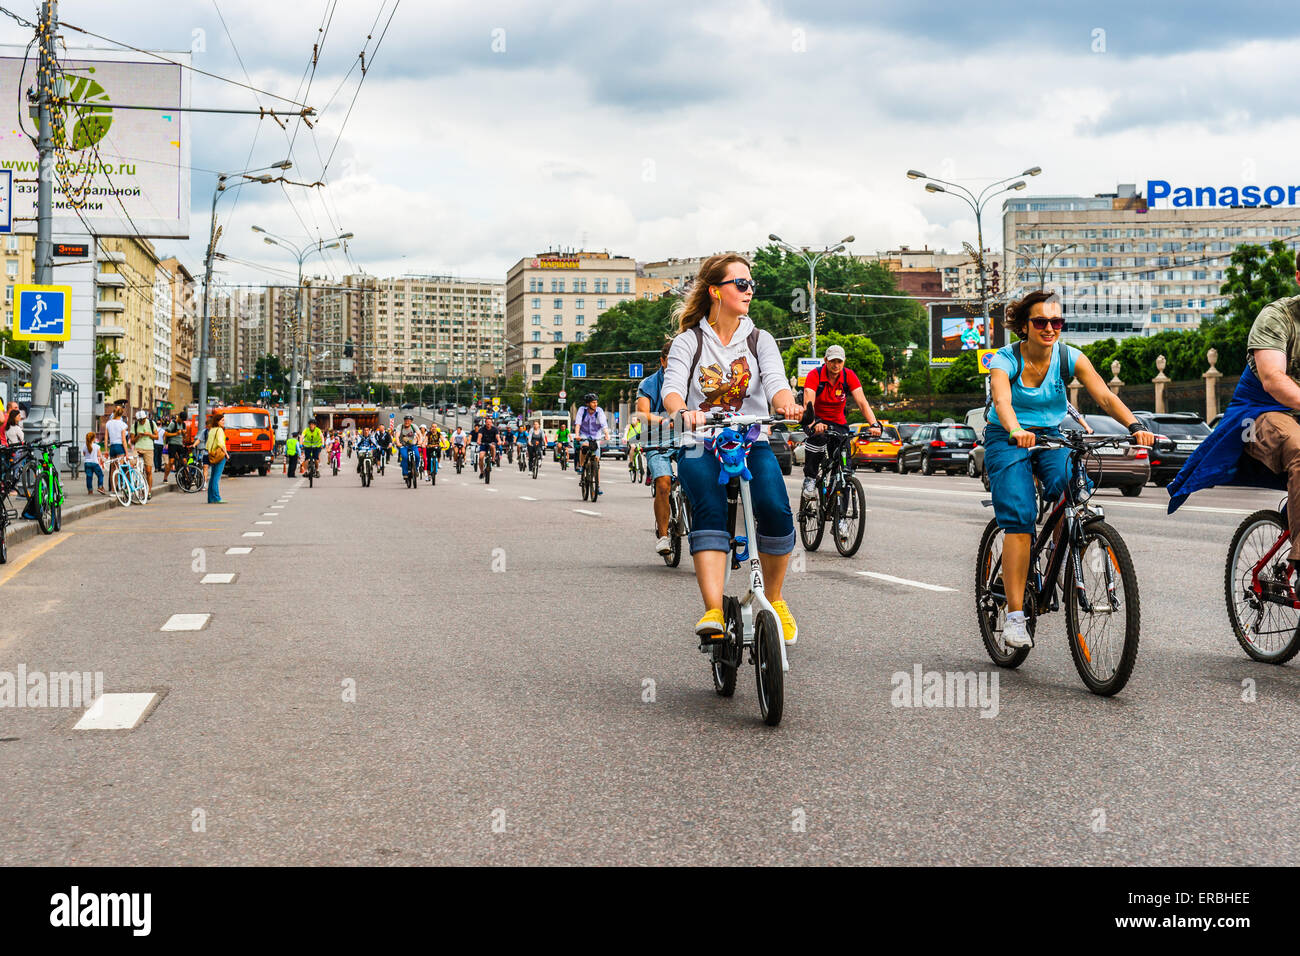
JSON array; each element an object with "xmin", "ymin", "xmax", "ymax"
[{"xmin": 1147, "ymin": 179, "xmax": 1300, "ymax": 208}]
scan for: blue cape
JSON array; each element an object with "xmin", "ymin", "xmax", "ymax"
[{"xmin": 1166, "ymin": 363, "xmax": 1290, "ymax": 513}]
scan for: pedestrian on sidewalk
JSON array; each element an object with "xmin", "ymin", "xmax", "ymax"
[
  {"xmin": 206, "ymin": 412, "xmax": 228, "ymax": 504},
  {"xmin": 4, "ymin": 407, "xmax": 22, "ymax": 445},
  {"xmin": 132, "ymin": 410, "xmax": 157, "ymax": 488},
  {"xmin": 286, "ymin": 432, "xmax": 300, "ymax": 477},
  {"xmin": 104, "ymin": 406, "xmax": 128, "ymax": 490},
  {"xmin": 82, "ymin": 431, "xmax": 106, "ymax": 495},
  {"xmin": 163, "ymin": 415, "xmax": 184, "ymax": 481},
  {"xmin": 152, "ymin": 414, "xmax": 165, "ymax": 475}
]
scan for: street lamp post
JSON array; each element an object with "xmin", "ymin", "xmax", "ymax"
[
  {"xmin": 907, "ymin": 166, "xmax": 1041, "ymax": 357},
  {"xmin": 768, "ymin": 234, "xmax": 854, "ymax": 360},
  {"xmin": 253, "ymin": 226, "xmax": 353, "ymax": 433},
  {"xmin": 197, "ymin": 161, "xmax": 291, "ymax": 422}
]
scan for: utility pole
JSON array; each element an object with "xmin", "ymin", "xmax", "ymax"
[{"xmin": 24, "ymin": 0, "xmax": 58, "ymax": 444}]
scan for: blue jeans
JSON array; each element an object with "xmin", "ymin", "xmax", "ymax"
[
  {"xmin": 677, "ymin": 441, "xmax": 795, "ymax": 555},
  {"xmin": 983, "ymin": 423, "xmax": 1072, "ymax": 534},
  {"xmin": 207, "ymin": 457, "xmax": 226, "ymax": 502},
  {"xmin": 399, "ymin": 444, "xmax": 416, "ymax": 475},
  {"xmin": 84, "ymin": 461, "xmax": 104, "ymax": 491}
]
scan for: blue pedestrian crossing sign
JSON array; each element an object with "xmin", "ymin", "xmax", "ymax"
[
  {"xmin": 629, "ymin": 363, "xmax": 644, "ymax": 378},
  {"xmin": 14, "ymin": 284, "xmax": 73, "ymax": 341},
  {"xmin": 572, "ymin": 363, "xmax": 587, "ymax": 378}
]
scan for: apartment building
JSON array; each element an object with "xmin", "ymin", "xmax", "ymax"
[
  {"xmin": 157, "ymin": 257, "xmax": 196, "ymax": 410},
  {"xmin": 95, "ymin": 235, "xmax": 167, "ymax": 410},
  {"xmin": 505, "ymin": 251, "xmax": 638, "ymax": 388},
  {"xmin": 1002, "ymin": 183, "xmax": 1300, "ymax": 345},
  {"xmin": 354, "ymin": 274, "xmax": 504, "ymax": 392},
  {"xmin": 858, "ymin": 246, "xmax": 1004, "ymax": 301}
]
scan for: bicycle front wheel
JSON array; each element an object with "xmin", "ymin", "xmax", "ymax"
[
  {"xmin": 833, "ymin": 476, "xmax": 866, "ymax": 557},
  {"xmin": 133, "ymin": 471, "xmax": 149, "ymax": 505},
  {"xmin": 112, "ymin": 468, "xmax": 132, "ymax": 507},
  {"xmin": 1064, "ymin": 520, "xmax": 1141, "ymax": 696},
  {"xmin": 1224, "ymin": 509, "xmax": 1300, "ymax": 664},
  {"xmin": 754, "ymin": 609, "xmax": 784, "ymax": 726},
  {"xmin": 798, "ymin": 493, "xmax": 824, "ymax": 552}
]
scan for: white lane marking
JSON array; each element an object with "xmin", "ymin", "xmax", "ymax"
[
  {"xmin": 862, "ymin": 480, "xmax": 1256, "ymax": 516},
  {"xmin": 574, "ymin": 508, "xmax": 601, "ymax": 516},
  {"xmin": 74, "ymin": 693, "xmax": 158, "ymax": 731},
  {"xmin": 225, "ymin": 547, "xmax": 252, "ymax": 555},
  {"xmin": 856, "ymin": 570, "xmax": 956, "ymax": 593},
  {"xmin": 255, "ymin": 520, "xmax": 273, "ymax": 525},
  {"xmin": 200, "ymin": 572, "xmax": 237, "ymax": 584},
  {"xmin": 243, "ymin": 531, "xmax": 264, "ymax": 538},
  {"xmin": 161, "ymin": 613, "xmax": 209, "ymax": 631},
  {"xmin": 261, "ymin": 512, "xmax": 277, "ymax": 516},
  {"xmin": 519, "ymin": 496, "xmax": 537, "ymax": 501}
]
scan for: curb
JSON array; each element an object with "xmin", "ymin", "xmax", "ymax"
[{"xmin": 5, "ymin": 480, "xmax": 181, "ymax": 551}]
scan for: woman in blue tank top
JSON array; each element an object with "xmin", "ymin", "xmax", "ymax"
[{"xmin": 985, "ymin": 291, "xmax": 1154, "ymax": 650}]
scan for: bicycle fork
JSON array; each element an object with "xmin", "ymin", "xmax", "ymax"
[{"xmin": 733, "ymin": 478, "xmax": 790, "ymax": 673}]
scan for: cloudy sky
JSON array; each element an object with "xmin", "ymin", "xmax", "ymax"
[{"xmin": 1, "ymin": 0, "xmax": 1296, "ymax": 287}]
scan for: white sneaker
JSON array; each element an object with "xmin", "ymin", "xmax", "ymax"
[
  {"xmin": 655, "ymin": 535, "xmax": 672, "ymax": 555},
  {"xmin": 1003, "ymin": 616, "xmax": 1033, "ymax": 649},
  {"xmin": 801, "ymin": 478, "xmax": 816, "ymax": 500}
]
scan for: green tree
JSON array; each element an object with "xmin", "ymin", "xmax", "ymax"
[
  {"xmin": 896, "ymin": 349, "xmax": 934, "ymax": 396},
  {"xmin": 95, "ymin": 340, "xmax": 122, "ymax": 393},
  {"xmin": 781, "ymin": 331, "xmax": 885, "ymax": 398},
  {"xmin": 1212, "ymin": 240, "xmax": 1298, "ymax": 327},
  {"xmin": 0, "ymin": 327, "xmax": 31, "ymax": 365},
  {"xmin": 750, "ymin": 244, "xmax": 926, "ymax": 380},
  {"xmin": 935, "ymin": 350, "xmax": 983, "ymax": 394},
  {"xmin": 499, "ymin": 373, "xmax": 525, "ymax": 411}
]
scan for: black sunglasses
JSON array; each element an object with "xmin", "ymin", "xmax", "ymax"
[
  {"xmin": 717, "ymin": 278, "xmax": 757, "ymax": 293},
  {"xmin": 1029, "ymin": 317, "xmax": 1066, "ymax": 331}
]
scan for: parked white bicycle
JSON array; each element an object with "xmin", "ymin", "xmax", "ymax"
[{"xmin": 111, "ymin": 453, "xmax": 150, "ymax": 506}]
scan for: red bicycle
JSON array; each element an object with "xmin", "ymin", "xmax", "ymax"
[{"xmin": 1225, "ymin": 504, "xmax": 1300, "ymax": 663}]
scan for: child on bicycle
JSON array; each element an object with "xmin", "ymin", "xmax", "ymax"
[
  {"xmin": 660, "ymin": 254, "xmax": 801, "ymax": 645},
  {"xmin": 986, "ymin": 291, "xmax": 1152, "ymax": 649}
]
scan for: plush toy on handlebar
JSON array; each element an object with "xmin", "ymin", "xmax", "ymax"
[{"xmin": 707, "ymin": 423, "xmax": 762, "ymax": 485}]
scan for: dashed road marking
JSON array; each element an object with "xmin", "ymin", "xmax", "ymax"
[
  {"xmin": 243, "ymin": 532, "xmax": 264, "ymax": 538},
  {"xmin": 261, "ymin": 512, "xmax": 277, "ymax": 516},
  {"xmin": 574, "ymin": 509, "xmax": 601, "ymax": 516},
  {"xmin": 200, "ymin": 572, "xmax": 237, "ymax": 584},
  {"xmin": 161, "ymin": 613, "xmax": 209, "ymax": 631},
  {"xmin": 74, "ymin": 693, "xmax": 159, "ymax": 731},
  {"xmin": 225, "ymin": 547, "xmax": 252, "ymax": 555},
  {"xmin": 856, "ymin": 570, "xmax": 956, "ymax": 593},
  {"xmin": 519, "ymin": 496, "xmax": 537, "ymax": 501},
  {"xmin": 255, "ymin": 520, "xmax": 273, "ymax": 525}
]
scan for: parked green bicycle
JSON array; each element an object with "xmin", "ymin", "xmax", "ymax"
[{"xmin": 31, "ymin": 441, "xmax": 67, "ymax": 534}]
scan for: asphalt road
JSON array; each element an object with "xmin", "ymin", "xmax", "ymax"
[{"xmin": 1, "ymin": 454, "xmax": 1297, "ymax": 865}]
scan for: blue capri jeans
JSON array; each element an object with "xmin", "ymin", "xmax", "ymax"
[
  {"xmin": 983, "ymin": 423, "xmax": 1072, "ymax": 535},
  {"xmin": 677, "ymin": 440, "xmax": 795, "ymax": 555}
]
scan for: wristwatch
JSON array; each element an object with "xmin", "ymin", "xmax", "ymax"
[{"xmin": 1126, "ymin": 421, "xmax": 1143, "ymax": 435}]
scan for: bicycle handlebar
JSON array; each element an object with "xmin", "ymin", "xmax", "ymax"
[{"xmin": 1007, "ymin": 432, "xmax": 1144, "ymax": 451}]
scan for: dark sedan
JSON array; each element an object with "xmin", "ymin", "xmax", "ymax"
[
  {"xmin": 1132, "ymin": 411, "xmax": 1211, "ymax": 486},
  {"xmin": 769, "ymin": 423, "xmax": 794, "ymax": 475},
  {"xmin": 897, "ymin": 423, "xmax": 978, "ymax": 475},
  {"xmin": 1062, "ymin": 414, "xmax": 1150, "ymax": 496}
]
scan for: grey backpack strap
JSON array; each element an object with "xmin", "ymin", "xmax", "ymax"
[{"xmin": 686, "ymin": 324, "xmax": 705, "ymax": 389}]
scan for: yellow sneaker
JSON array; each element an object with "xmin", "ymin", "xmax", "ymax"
[
  {"xmin": 695, "ymin": 608, "xmax": 725, "ymax": 640},
  {"xmin": 770, "ymin": 600, "xmax": 798, "ymax": 644}
]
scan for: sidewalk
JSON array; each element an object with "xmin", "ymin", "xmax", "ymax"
[{"xmin": 5, "ymin": 479, "xmax": 182, "ymax": 551}]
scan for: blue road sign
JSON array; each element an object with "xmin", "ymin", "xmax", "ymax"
[
  {"xmin": 572, "ymin": 363, "xmax": 587, "ymax": 378},
  {"xmin": 261, "ymin": 389, "xmax": 272, "ymax": 397},
  {"xmin": 14, "ymin": 284, "xmax": 72, "ymax": 341},
  {"xmin": 629, "ymin": 363, "xmax": 644, "ymax": 378}
]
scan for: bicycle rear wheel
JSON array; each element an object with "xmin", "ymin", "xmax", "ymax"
[
  {"xmin": 833, "ymin": 476, "xmax": 866, "ymax": 557},
  {"xmin": 754, "ymin": 609, "xmax": 784, "ymax": 726},
  {"xmin": 1065, "ymin": 519, "xmax": 1141, "ymax": 696},
  {"xmin": 712, "ymin": 596, "xmax": 741, "ymax": 696},
  {"xmin": 0, "ymin": 510, "xmax": 7, "ymax": 564},
  {"xmin": 974, "ymin": 518, "xmax": 1032, "ymax": 668},
  {"xmin": 50, "ymin": 474, "xmax": 62, "ymax": 532},
  {"xmin": 798, "ymin": 493, "xmax": 824, "ymax": 552},
  {"xmin": 1224, "ymin": 509, "xmax": 1300, "ymax": 664}
]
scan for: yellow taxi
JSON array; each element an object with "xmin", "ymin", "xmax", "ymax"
[{"xmin": 850, "ymin": 421, "xmax": 902, "ymax": 471}]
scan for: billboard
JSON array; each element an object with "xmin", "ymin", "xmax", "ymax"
[
  {"xmin": 0, "ymin": 46, "xmax": 192, "ymax": 238},
  {"xmin": 929, "ymin": 301, "xmax": 1006, "ymax": 368}
]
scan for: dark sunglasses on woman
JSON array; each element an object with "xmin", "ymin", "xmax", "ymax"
[
  {"xmin": 1030, "ymin": 317, "xmax": 1066, "ymax": 331},
  {"xmin": 717, "ymin": 278, "xmax": 758, "ymax": 293}
]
